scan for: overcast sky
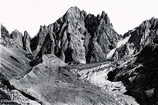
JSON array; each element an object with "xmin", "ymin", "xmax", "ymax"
[{"xmin": 0, "ymin": 0, "xmax": 158, "ymax": 37}]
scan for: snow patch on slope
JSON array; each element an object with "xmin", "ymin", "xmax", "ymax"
[
  {"xmin": 116, "ymin": 36, "xmax": 131, "ymax": 48},
  {"xmin": 106, "ymin": 48, "xmax": 116, "ymax": 59},
  {"xmin": 106, "ymin": 35, "xmax": 131, "ymax": 59}
]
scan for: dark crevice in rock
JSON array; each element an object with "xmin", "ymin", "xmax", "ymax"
[
  {"xmin": 84, "ymin": 14, "xmax": 99, "ymax": 36},
  {"xmin": 29, "ymin": 57, "xmax": 42, "ymax": 67},
  {"xmin": 30, "ymin": 35, "xmax": 39, "ymax": 51},
  {"xmin": 10, "ymin": 56, "xmax": 20, "ymax": 63},
  {"xmin": 16, "ymin": 89, "xmax": 43, "ymax": 105},
  {"xmin": 64, "ymin": 47, "xmax": 73, "ymax": 63}
]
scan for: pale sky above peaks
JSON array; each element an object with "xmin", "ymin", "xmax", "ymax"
[{"xmin": 0, "ymin": 0, "xmax": 158, "ymax": 37}]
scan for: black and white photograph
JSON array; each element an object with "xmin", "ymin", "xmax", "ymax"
[{"xmin": 0, "ymin": 0, "xmax": 158, "ymax": 105}]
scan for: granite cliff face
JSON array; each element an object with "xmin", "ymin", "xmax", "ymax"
[{"xmin": 0, "ymin": 7, "xmax": 158, "ymax": 105}]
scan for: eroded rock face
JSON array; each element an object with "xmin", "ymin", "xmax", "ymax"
[
  {"xmin": 62, "ymin": 62, "xmax": 127, "ymax": 94},
  {"xmin": 113, "ymin": 18, "xmax": 158, "ymax": 60},
  {"xmin": 11, "ymin": 54, "xmax": 139, "ymax": 105},
  {"xmin": 31, "ymin": 7, "xmax": 120, "ymax": 64},
  {"xmin": 109, "ymin": 44, "xmax": 158, "ymax": 105},
  {"xmin": 108, "ymin": 18, "xmax": 158, "ymax": 105}
]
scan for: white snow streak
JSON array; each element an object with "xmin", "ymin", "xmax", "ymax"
[
  {"xmin": 106, "ymin": 35, "xmax": 131, "ymax": 59},
  {"xmin": 106, "ymin": 48, "xmax": 116, "ymax": 59},
  {"xmin": 116, "ymin": 36, "xmax": 131, "ymax": 48}
]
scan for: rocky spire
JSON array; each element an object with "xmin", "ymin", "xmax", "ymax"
[
  {"xmin": 23, "ymin": 31, "xmax": 32, "ymax": 54},
  {"xmin": 1, "ymin": 24, "xmax": 10, "ymax": 38},
  {"xmin": 10, "ymin": 30, "xmax": 23, "ymax": 47}
]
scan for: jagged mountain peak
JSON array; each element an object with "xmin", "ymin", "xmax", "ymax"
[
  {"xmin": 128, "ymin": 18, "xmax": 158, "ymax": 45},
  {"xmin": 64, "ymin": 7, "xmax": 85, "ymax": 24},
  {"xmin": 29, "ymin": 7, "xmax": 119, "ymax": 64},
  {"xmin": 66, "ymin": 6, "xmax": 81, "ymax": 14},
  {"xmin": 124, "ymin": 17, "xmax": 158, "ymax": 36},
  {"xmin": 1, "ymin": 24, "xmax": 9, "ymax": 38},
  {"xmin": 100, "ymin": 11, "xmax": 111, "ymax": 25},
  {"xmin": 10, "ymin": 29, "xmax": 22, "ymax": 38},
  {"xmin": 114, "ymin": 17, "xmax": 158, "ymax": 58},
  {"xmin": 24, "ymin": 30, "xmax": 30, "ymax": 37}
]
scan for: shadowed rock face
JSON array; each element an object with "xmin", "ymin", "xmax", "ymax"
[
  {"xmin": 109, "ymin": 44, "xmax": 158, "ymax": 105},
  {"xmin": 113, "ymin": 18, "xmax": 158, "ymax": 60},
  {"xmin": 1, "ymin": 7, "xmax": 158, "ymax": 105},
  {"xmin": 108, "ymin": 18, "xmax": 158, "ymax": 105}
]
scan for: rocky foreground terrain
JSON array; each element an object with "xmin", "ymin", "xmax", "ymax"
[{"xmin": 0, "ymin": 7, "xmax": 158, "ymax": 105}]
